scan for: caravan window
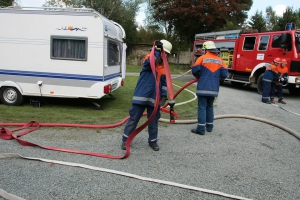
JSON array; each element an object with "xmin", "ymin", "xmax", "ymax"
[
  {"xmin": 51, "ymin": 36, "xmax": 87, "ymax": 61},
  {"xmin": 108, "ymin": 40, "xmax": 120, "ymax": 66}
]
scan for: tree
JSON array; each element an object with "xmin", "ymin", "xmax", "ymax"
[
  {"xmin": 43, "ymin": 0, "xmax": 144, "ymax": 51},
  {"xmin": 144, "ymin": 0, "xmax": 174, "ymax": 40},
  {"xmin": 136, "ymin": 25, "xmax": 166, "ymax": 43},
  {"xmin": 276, "ymin": 7, "xmax": 299, "ymax": 31},
  {"xmin": 150, "ymin": 0, "xmax": 253, "ymax": 44},
  {"xmin": 0, "ymin": 0, "xmax": 13, "ymax": 6},
  {"xmin": 248, "ymin": 11, "xmax": 267, "ymax": 32},
  {"xmin": 265, "ymin": 6, "xmax": 278, "ymax": 31}
]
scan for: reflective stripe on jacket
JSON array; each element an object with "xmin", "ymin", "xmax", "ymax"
[{"xmin": 192, "ymin": 52, "xmax": 228, "ymax": 97}]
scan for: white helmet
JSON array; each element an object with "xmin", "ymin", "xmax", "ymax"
[
  {"xmin": 160, "ymin": 39, "xmax": 172, "ymax": 54},
  {"xmin": 202, "ymin": 41, "xmax": 219, "ymax": 53}
]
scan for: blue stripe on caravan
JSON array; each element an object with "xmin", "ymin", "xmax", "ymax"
[{"xmin": 0, "ymin": 69, "xmax": 120, "ymax": 81}]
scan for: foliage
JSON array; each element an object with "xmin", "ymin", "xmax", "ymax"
[
  {"xmin": 276, "ymin": 7, "xmax": 300, "ymax": 31},
  {"xmin": 247, "ymin": 11, "xmax": 267, "ymax": 32},
  {"xmin": 136, "ymin": 25, "xmax": 166, "ymax": 43},
  {"xmin": 0, "ymin": 0, "xmax": 13, "ymax": 6},
  {"xmin": 221, "ymin": 20, "xmax": 243, "ymax": 31},
  {"xmin": 149, "ymin": 0, "xmax": 253, "ymax": 43},
  {"xmin": 247, "ymin": 6, "xmax": 300, "ymax": 32},
  {"xmin": 265, "ymin": 6, "xmax": 278, "ymax": 31}
]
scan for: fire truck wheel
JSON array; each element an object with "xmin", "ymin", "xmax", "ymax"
[
  {"xmin": 220, "ymin": 79, "xmax": 225, "ymax": 85},
  {"xmin": 0, "ymin": 86, "xmax": 24, "ymax": 106},
  {"xmin": 257, "ymin": 73, "xmax": 264, "ymax": 95},
  {"xmin": 288, "ymin": 86, "xmax": 300, "ymax": 96}
]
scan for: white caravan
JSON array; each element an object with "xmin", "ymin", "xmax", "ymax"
[{"xmin": 0, "ymin": 5, "xmax": 127, "ymax": 106}]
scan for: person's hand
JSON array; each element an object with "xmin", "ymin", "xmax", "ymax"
[
  {"xmin": 282, "ymin": 77, "xmax": 288, "ymax": 85},
  {"xmin": 159, "ymin": 96, "xmax": 168, "ymax": 106},
  {"xmin": 155, "ymin": 40, "xmax": 163, "ymax": 51}
]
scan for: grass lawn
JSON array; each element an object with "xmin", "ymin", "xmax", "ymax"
[
  {"xmin": 0, "ymin": 75, "xmax": 198, "ymax": 125},
  {"xmin": 126, "ymin": 64, "xmax": 191, "ymax": 74}
]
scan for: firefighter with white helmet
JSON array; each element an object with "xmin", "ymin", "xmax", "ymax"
[
  {"xmin": 160, "ymin": 39, "xmax": 172, "ymax": 54},
  {"xmin": 121, "ymin": 39, "xmax": 172, "ymax": 151},
  {"xmin": 262, "ymin": 58, "xmax": 280, "ymax": 104},
  {"xmin": 191, "ymin": 41, "xmax": 228, "ymax": 135},
  {"xmin": 202, "ymin": 41, "xmax": 220, "ymax": 53}
]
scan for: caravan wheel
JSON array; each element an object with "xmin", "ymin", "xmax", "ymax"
[{"xmin": 0, "ymin": 87, "xmax": 24, "ymax": 106}]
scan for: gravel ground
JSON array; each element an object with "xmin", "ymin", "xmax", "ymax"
[{"xmin": 1, "ymin": 76, "xmax": 300, "ymax": 200}]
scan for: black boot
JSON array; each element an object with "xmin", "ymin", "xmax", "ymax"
[
  {"xmin": 121, "ymin": 141, "xmax": 126, "ymax": 150},
  {"xmin": 149, "ymin": 143, "xmax": 159, "ymax": 151}
]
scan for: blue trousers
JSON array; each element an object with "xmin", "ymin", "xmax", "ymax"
[
  {"xmin": 122, "ymin": 104, "xmax": 161, "ymax": 144},
  {"xmin": 262, "ymin": 81, "xmax": 271, "ymax": 103},
  {"xmin": 270, "ymin": 84, "xmax": 283, "ymax": 99},
  {"xmin": 196, "ymin": 96, "xmax": 214, "ymax": 134}
]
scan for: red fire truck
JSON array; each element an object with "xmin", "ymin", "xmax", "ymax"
[{"xmin": 192, "ymin": 29, "xmax": 300, "ymax": 96}]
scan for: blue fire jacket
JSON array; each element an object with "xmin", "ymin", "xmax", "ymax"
[
  {"xmin": 192, "ymin": 52, "xmax": 228, "ymax": 97},
  {"xmin": 131, "ymin": 50, "xmax": 167, "ymax": 106}
]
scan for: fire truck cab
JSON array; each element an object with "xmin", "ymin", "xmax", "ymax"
[{"xmin": 192, "ymin": 29, "xmax": 300, "ymax": 96}]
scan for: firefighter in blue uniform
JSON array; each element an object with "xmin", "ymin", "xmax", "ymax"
[
  {"xmin": 262, "ymin": 58, "xmax": 280, "ymax": 104},
  {"xmin": 191, "ymin": 41, "xmax": 228, "ymax": 135},
  {"xmin": 121, "ymin": 39, "xmax": 172, "ymax": 151}
]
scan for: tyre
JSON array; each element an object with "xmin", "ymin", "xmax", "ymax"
[
  {"xmin": 0, "ymin": 86, "xmax": 24, "ymax": 106},
  {"xmin": 257, "ymin": 73, "xmax": 264, "ymax": 95},
  {"xmin": 288, "ymin": 86, "xmax": 300, "ymax": 96}
]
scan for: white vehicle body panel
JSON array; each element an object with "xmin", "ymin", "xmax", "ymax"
[{"xmin": 0, "ymin": 6, "xmax": 126, "ymax": 101}]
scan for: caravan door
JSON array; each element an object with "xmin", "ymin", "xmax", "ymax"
[{"xmin": 104, "ymin": 39, "xmax": 123, "ymax": 90}]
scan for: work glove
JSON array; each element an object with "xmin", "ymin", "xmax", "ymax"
[
  {"xmin": 193, "ymin": 73, "xmax": 200, "ymax": 79},
  {"xmin": 279, "ymin": 77, "xmax": 285, "ymax": 82},
  {"xmin": 282, "ymin": 77, "xmax": 288, "ymax": 85},
  {"xmin": 155, "ymin": 40, "xmax": 163, "ymax": 51},
  {"xmin": 273, "ymin": 77, "xmax": 279, "ymax": 82},
  {"xmin": 159, "ymin": 96, "xmax": 168, "ymax": 106}
]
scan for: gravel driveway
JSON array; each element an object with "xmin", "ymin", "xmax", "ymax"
[{"xmin": 1, "ymin": 77, "xmax": 300, "ymax": 200}]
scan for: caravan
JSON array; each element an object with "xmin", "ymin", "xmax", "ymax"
[{"xmin": 0, "ymin": 5, "xmax": 127, "ymax": 106}]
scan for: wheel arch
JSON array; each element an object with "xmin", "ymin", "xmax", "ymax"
[
  {"xmin": 250, "ymin": 62, "xmax": 269, "ymax": 84},
  {"xmin": 0, "ymin": 81, "xmax": 23, "ymax": 94}
]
